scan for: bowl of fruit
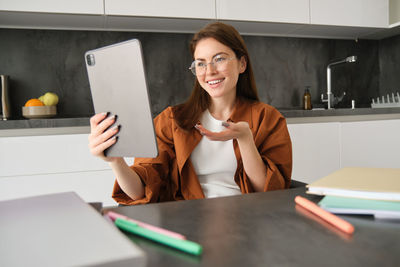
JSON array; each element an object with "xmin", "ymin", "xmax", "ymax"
[{"xmin": 22, "ymin": 92, "xmax": 59, "ymax": 119}]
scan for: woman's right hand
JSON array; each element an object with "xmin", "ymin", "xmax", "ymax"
[
  {"xmin": 88, "ymin": 112, "xmax": 120, "ymax": 162},
  {"xmin": 89, "ymin": 113, "xmax": 145, "ymax": 200}
]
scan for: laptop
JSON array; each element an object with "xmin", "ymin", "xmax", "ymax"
[
  {"xmin": 0, "ymin": 192, "xmax": 146, "ymax": 267},
  {"xmin": 85, "ymin": 39, "xmax": 158, "ymax": 158}
]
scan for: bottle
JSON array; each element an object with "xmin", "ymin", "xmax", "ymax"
[
  {"xmin": 303, "ymin": 86, "xmax": 312, "ymax": 110},
  {"xmin": 1, "ymin": 75, "xmax": 11, "ymax": 120}
]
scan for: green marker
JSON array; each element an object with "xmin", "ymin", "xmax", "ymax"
[{"xmin": 115, "ymin": 218, "xmax": 203, "ymax": 256}]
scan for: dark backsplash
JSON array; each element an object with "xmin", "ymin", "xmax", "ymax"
[{"xmin": 0, "ymin": 27, "xmax": 398, "ymax": 119}]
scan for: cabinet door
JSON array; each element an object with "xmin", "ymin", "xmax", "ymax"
[
  {"xmin": 390, "ymin": 0, "xmax": 400, "ymax": 25},
  {"xmin": 0, "ymin": 0, "xmax": 103, "ymax": 15},
  {"xmin": 216, "ymin": 0, "xmax": 309, "ymax": 24},
  {"xmin": 310, "ymin": 0, "xmax": 389, "ymax": 28},
  {"xmin": 288, "ymin": 122, "xmax": 341, "ymax": 184},
  {"xmin": 105, "ymin": 0, "xmax": 216, "ymax": 19},
  {"xmin": 0, "ymin": 133, "xmax": 134, "ymax": 206},
  {"xmin": 0, "ymin": 170, "xmax": 118, "ymax": 207},
  {"xmin": 0, "ymin": 134, "xmax": 109, "ymax": 177},
  {"xmin": 340, "ymin": 119, "xmax": 400, "ymax": 168}
]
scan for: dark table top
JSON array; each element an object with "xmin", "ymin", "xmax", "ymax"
[{"xmin": 105, "ymin": 187, "xmax": 400, "ymax": 267}]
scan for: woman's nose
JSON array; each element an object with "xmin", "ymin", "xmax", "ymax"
[{"xmin": 206, "ymin": 62, "xmax": 217, "ymax": 75}]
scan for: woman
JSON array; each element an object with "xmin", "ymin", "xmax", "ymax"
[{"xmin": 88, "ymin": 22, "xmax": 292, "ymax": 205}]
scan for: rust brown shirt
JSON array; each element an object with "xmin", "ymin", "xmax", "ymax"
[{"xmin": 112, "ymin": 99, "xmax": 292, "ymax": 205}]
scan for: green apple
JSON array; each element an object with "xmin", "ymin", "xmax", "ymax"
[{"xmin": 42, "ymin": 92, "xmax": 59, "ymax": 106}]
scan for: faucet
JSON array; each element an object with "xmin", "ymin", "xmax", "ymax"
[{"xmin": 321, "ymin": 56, "xmax": 357, "ymax": 109}]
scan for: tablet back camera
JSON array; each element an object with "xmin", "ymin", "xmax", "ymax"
[{"xmin": 86, "ymin": 54, "xmax": 95, "ymax": 66}]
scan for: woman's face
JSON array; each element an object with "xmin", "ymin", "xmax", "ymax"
[{"xmin": 193, "ymin": 38, "xmax": 246, "ymax": 100}]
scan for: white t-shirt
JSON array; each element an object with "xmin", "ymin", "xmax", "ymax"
[{"xmin": 190, "ymin": 110, "xmax": 241, "ymax": 198}]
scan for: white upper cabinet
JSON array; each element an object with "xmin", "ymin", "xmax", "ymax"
[
  {"xmin": 0, "ymin": 0, "xmax": 104, "ymax": 29},
  {"xmin": 390, "ymin": 0, "xmax": 400, "ymax": 25},
  {"xmin": 310, "ymin": 0, "xmax": 389, "ymax": 28},
  {"xmin": 216, "ymin": 0, "xmax": 309, "ymax": 24},
  {"xmin": 0, "ymin": 0, "xmax": 103, "ymax": 15},
  {"xmin": 0, "ymin": 0, "xmax": 396, "ymax": 39},
  {"xmin": 105, "ymin": 0, "xmax": 216, "ymax": 19}
]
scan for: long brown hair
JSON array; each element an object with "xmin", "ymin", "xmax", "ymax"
[{"xmin": 173, "ymin": 22, "xmax": 259, "ymax": 130}]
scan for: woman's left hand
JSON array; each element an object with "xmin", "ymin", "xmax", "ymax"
[{"xmin": 195, "ymin": 121, "xmax": 252, "ymax": 142}]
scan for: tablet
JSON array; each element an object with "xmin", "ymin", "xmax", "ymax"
[
  {"xmin": 85, "ymin": 39, "xmax": 158, "ymax": 158},
  {"xmin": 0, "ymin": 192, "xmax": 146, "ymax": 266}
]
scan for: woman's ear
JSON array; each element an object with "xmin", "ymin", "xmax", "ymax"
[{"xmin": 239, "ymin": 56, "xmax": 247, "ymax": 74}]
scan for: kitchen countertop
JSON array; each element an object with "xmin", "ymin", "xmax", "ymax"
[
  {"xmin": 0, "ymin": 117, "xmax": 90, "ymax": 129},
  {"xmin": 280, "ymin": 107, "xmax": 400, "ymax": 117},
  {"xmin": 0, "ymin": 117, "xmax": 90, "ymax": 137},
  {"xmin": 1, "ymin": 108, "xmax": 400, "ymax": 137},
  {"xmin": 282, "ymin": 107, "xmax": 400, "ymax": 123}
]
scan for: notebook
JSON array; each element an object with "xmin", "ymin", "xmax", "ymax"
[
  {"xmin": 306, "ymin": 167, "xmax": 400, "ymax": 201},
  {"xmin": 0, "ymin": 192, "xmax": 146, "ymax": 267},
  {"xmin": 319, "ymin": 195, "xmax": 400, "ymax": 219},
  {"xmin": 85, "ymin": 39, "xmax": 158, "ymax": 158}
]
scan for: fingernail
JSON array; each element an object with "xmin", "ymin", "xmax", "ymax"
[
  {"xmin": 194, "ymin": 124, "xmax": 200, "ymax": 129},
  {"xmin": 222, "ymin": 122, "xmax": 229, "ymax": 127}
]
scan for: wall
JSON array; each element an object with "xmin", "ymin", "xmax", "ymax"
[
  {"xmin": 379, "ymin": 34, "xmax": 400, "ymax": 97},
  {"xmin": 243, "ymin": 36, "xmax": 379, "ymax": 109},
  {"xmin": 0, "ymin": 27, "xmax": 396, "ymax": 119},
  {"xmin": 0, "ymin": 29, "xmax": 194, "ymax": 118}
]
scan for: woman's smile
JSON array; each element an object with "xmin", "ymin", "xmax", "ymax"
[{"xmin": 207, "ymin": 78, "xmax": 225, "ymax": 87}]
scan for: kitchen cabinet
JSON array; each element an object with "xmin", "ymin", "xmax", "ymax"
[
  {"xmin": 103, "ymin": 0, "xmax": 215, "ymax": 33},
  {"xmin": 216, "ymin": 0, "xmax": 309, "ymax": 24},
  {"xmin": 340, "ymin": 119, "xmax": 400, "ymax": 168},
  {"xmin": 105, "ymin": 0, "xmax": 215, "ymax": 19},
  {"xmin": 0, "ymin": 0, "xmax": 104, "ymax": 30},
  {"xmin": 0, "ymin": 0, "xmax": 103, "ymax": 15},
  {"xmin": 287, "ymin": 118, "xmax": 400, "ymax": 184},
  {"xmin": 0, "ymin": 134, "xmax": 109, "ymax": 177},
  {"xmin": 0, "ymin": 170, "xmax": 118, "ymax": 207},
  {"xmin": 287, "ymin": 122, "xmax": 341, "ymax": 184},
  {"xmin": 367, "ymin": 0, "xmax": 400, "ymax": 39},
  {"xmin": 390, "ymin": 0, "xmax": 400, "ymax": 24},
  {"xmin": 0, "ymin": 0, "xmax": 396, "ymax": 39},
  {"xmin": 0, "ymin": 117, "xmax": 398, "ymax": 203},
  {"xmin": 0, "ymin": 133, "xmax": 134, "ymax": 206},
  {"xmin": 310, "ymin": 0, "xmax": 389, "ymax": 28},
  {"xmin": 216, "ymin": 0, "xmax": 388, "ymax": 38}
]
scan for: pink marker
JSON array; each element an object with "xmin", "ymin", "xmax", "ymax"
[{"xmin": 106, "ymin": 211, "xmax": 186, "ymax": 240}]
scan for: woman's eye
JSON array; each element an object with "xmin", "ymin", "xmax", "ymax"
[
  {"xmin": 214, "ymin": 56, "xmax": 226, "ymax": 63},
  {"xmin": 196, "ymin": 62, "xmax": 206, "ymax": 67}
]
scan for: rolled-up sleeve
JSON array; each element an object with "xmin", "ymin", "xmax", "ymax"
[
  {"xmin": 112, "ymin": 108, "xmax": 176, "ymax": 205},
  {"xmin": 237, "ymin": 106, "xmax": 292, "ymax": 193}
]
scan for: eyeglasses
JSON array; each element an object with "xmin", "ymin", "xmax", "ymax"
[{"xmin": 189, "ymin": 55, "xmax": 236, "ymax": 76}]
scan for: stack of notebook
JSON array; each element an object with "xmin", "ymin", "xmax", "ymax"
[{"xmin": 306, "ymin": 167, "xmax": 400, "ymax": 219}]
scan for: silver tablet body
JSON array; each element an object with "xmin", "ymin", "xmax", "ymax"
[{"xmin": 85, "ymin": 39, "xmax": 158, "ymax": 158}]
